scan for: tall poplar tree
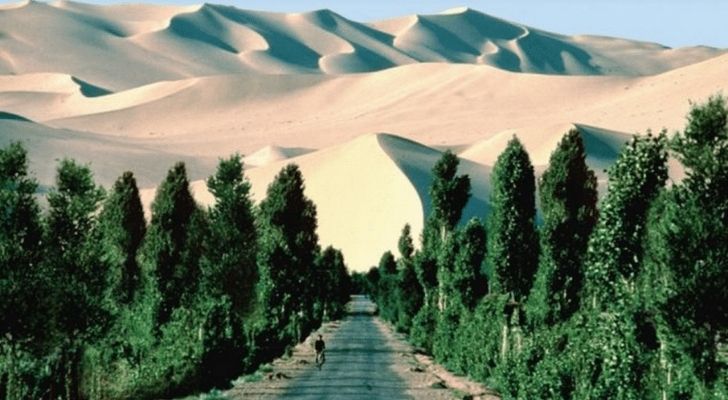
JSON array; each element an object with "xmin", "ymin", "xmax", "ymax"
[
  {"xmin": 486, "ymin": 136, "xmax": 538, "ymax": 300},
  {"xmin": 97, "ymin": 171, "xmax": 146, "ymax": 308},
  {"xmin": 45, "ymin": 159, "xmax": 105, "ymax": 400},
  {"xmin": 202, "ymin": 154, "xmax": 258, "ymax": 316},
  {"xmin": 0, "ymin": 142, "xmax": 48, "ymax": 399},
  {"xmin": 395, "ymin": 224, "xmax": 423, "ymax": 332},
  {"xmin": 571, "ymin": 133, "xmax": 668, "ymax": 400},
  {"xmin": 644, "ymin": 96, "xmax": 728, "ymax": 396},
  {"xmin": 256, "ymin": 164, "xmax": 320, "ymax": 345},
  {"xmin": 583, "ymin": 133, "xmax": 668, "ymax": 308},
  {"xmin": 528, "ymin": 129, "xmax": 598, "ymax": 328},
  {"xmin": 139, "ymin": 162, "xmax": 206, "ymax": 327}
]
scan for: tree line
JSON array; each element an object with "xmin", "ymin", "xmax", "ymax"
[
  {"xmin": 0, "ymin": 151, "xmax": 350, "ymax": 399},
  {"xmin": 364, "ymin": 96, "xmax": 728, "ymax": 399}
]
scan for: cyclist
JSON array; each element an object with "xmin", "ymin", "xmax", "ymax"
[{"xmin": 314, "ymin": 334, "xmax": 326, "ymax": 370}]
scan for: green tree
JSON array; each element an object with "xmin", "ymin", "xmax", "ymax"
[
  {"xmin": 644, "ymin": 96, "xmax": 728, "ymax": 397},
  {"xmin": 97, "ymin": 171, "xmax": 146, "ymax": 308},
  {"xmin": 0, "ymin": 142, "xmax": 49, "ymax": 400},
  {"xmin": 192, "ymin": 154, "xmax": 259, "ymax": 386},
  {"xmin": 139, "ymin": 162, "xmax": 206, "ymax": 327},
  {"xmin": 430, "ymin": 150, "xmax": 471, "ymax": 234},
  {"xmin": 394, "ymin": 225, "xmax": 423, "ymax": 333},
  {"xmin": 451, "ymin": 218, "xmax": 488, "ymax": 310},
  {"xmin": 256, "ymin": 164, "xmax": 320, "ymax": 349},
  {"xmin": 44, "ymin": 159, "xmax": 105, "ymax": 400},
  {"xmin": 316, "ymin": 246, "xmax": 350, "ymax": 321},
  {"xmin": 398, "ymin": 223, "xmax": 414, "ymax": 260},
  {"xmin": 486, "ymin": 136, "xmax": 538, "ymax": 300},
  {"xmin": 202, "ymin": 154, "xmax": 258, "ymax": 317},
  {"xmin": 412, "ymin": 152, "xmax": 470, "ymax": 352},
  {"xmin": 573, "ymin": 133, "xmax": 668, "ymax": 400},
  {"xmin": 375, "ymin": 250, "xmax": 398, "ymax": 323},
  {"xmin": 528, "ymin": 129, "xmax": 598, "ymax": 328},
  {"xmin": 583, "ymin": 133, "xmax": 668, "ymax": 309}
]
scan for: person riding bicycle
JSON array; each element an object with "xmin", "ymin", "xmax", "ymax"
[{"xmin": 314, "ymin": 334, "xmax": 326, "ymax": 369}]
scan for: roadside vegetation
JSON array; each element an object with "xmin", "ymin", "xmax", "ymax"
[
  {"xmin": 0, "ymin": 152, "xmax": 350, "ymax": 399},
  {"xmin": 367, "ymin": 95, "xmax": 728, "ymax": 399}
]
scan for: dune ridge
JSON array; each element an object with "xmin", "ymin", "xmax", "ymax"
[{"xmin": 0, "ymin": 1, "xmax": 724, "ymax": 91}]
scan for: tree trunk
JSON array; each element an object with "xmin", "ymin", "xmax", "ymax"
[{"xmin": 500, "ymin": 323, "xmax": 509, "ymax": 361}]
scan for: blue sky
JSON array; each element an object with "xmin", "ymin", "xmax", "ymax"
[{"xmin": 18, "ymin": 0, "xmax": 728, "ymax": 48}]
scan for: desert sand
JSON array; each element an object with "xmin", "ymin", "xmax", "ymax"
[{"xmin": 1, "ymin": 1, "xmax": 727, "ymax": 270}]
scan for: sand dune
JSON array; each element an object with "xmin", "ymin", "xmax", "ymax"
[
  {"xmin": 0, "ymin": 118, "xmax": 216, "ymax": 189},
  {"xmin": 2, "ymin": 2, "xmax": 726, "ymax": 269},
  {"xmin": 0, "ymin": 1, "xmax": 724, "ymax": 91},
  {"xmin": 5, "ymin": 53, "xmax": 720, "ymax": 161},
  {"xmin": 136, "ymin": 133, "xmax": 490, "ymax": 270}
]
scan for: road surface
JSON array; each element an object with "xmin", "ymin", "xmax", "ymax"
[
  {"xmin": 277, "ymin": 295, "xmax": 410, "ymax": 399},
  {"xmin": 227, "ymin": 295, "xmax": 462, "ymax": 399}
]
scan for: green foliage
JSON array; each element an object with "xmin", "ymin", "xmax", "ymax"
[
  {"xmin": 0, "ymin": 150, "xmax": 340, "ymax": 399},
  {"xmin": 413, "ymin": 221, "xmax": 439, "ymax": 295},
  {"xmin": 202, "ymin": 154, "xmax": 258, "ymax": 316},
  {"xmin": 97, "ymin": 171, "xmax": 146, "ymax": 309},
  {"xmin": 528, "ymin": 129, "xmax": 598, "ymax": 328},
  {"xmin": 0, "ymin": 142, "xmax": 45, "ymax": 340},
  {"xmin": 0, "ymin": 142, "xmax": 51, "ymax": 400},
  {"xmin": 255, "ymin": 163, "xmax": 320, "ymax": 349},
  {"xmin": 395, "ymin": 229, "xmax": 423, "ymax": 333},
  {"xmin": 486, "ymin": 136, "xmax": 538, "ymax": 300},
  {"xmin": 583, "ymin": 133, "xmax": 668, "ymax": 309},
  {"xmin": 450, "ymin": 218, "xmax": 488, "ymax": 310},
  {"xmin": 375, "ymin": 251, "xmax": 399, "ymax": 323},
  {"xmin": 430, "ymin": 150, "xmax": 471, "ymax": 232},
  {"xmin": 409, "ymin": 303, "xmax": 438, "ymax": 351},
  {"xmin": 451, "ymin": 294, "xmax": 510, "ymax": 382},
  {"xmin": 567, "ymin": 309, "xmax": 657, "ymax": 400},
  {"xmin": 562, "ymin": 132, "xmax": 667, "ymax": 400},
  {"xmin": 642, "ymin": 96, "xmax": 728, "ymax": 396},
  {"xmin": 44, "ymin": 158, "xmax": 106, "ymax": 399},
  {"xmin": 139, "ymin": 162, "xmax": 207, "ymax": 327},
  {"xmin": 316, "ymin": 246, "xmax": 351, "ymax": 321},
  {"xmin": 398, "ymin": 223, "xmax": 414, "ymax": 260}
]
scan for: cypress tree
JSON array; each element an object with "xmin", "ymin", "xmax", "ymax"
[
  {"xmin": 139, "ymin": 162, "xmax": 205, "ymax": 327},
  {"xmin": 44, "ymin": 159, "xmax": 105, "ymax": 400},
  {"xmin": 256, "ymin": 164, "xmax": 320, "ymax": 345},
  {"xmin": 486, "ymin": 136, "xmax": 538, "ymax": 300},
  {"xmin": 0, "ymin": 142, "xmax": 48, "ymax": 399},
  {"xmin": 528, "ymin": 129, "xmax": 598, "ymax": 328}
]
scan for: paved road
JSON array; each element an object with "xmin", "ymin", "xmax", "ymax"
[{"xmin": 277, "ymin": 295, "xmax": 411, "ymax": 399}]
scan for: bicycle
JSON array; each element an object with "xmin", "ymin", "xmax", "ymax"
[{"xmin": 315, "ymin": 350, "xmax": 325, "ymax": 370}]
